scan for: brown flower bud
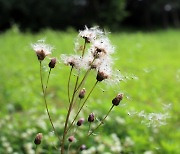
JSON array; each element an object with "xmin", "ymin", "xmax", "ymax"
[
  {"xmin": 34, "ymin": 133, "xmax": 43, "ymax": 145},
  {"xmin": 88, "ymin": 113, "xmax": 95, "ymax": 122},
  {"xmin": 80, "ymin": 144, "xmax": 86, "ymax": 151},
  {"xmin": 77, "ymin": 118, "xmax": 85, "ymax": 126},
  {"xmin": 112, "ymin": 94, "xmax": 123, "ymax": 106},
  {"xmin": 79, "ymin": 88, "xmax": 86, "ymax": 99},
  {"xmin": 36, "ymin": 50, "xmax": 46, "ymax": 61},
  {"xmin": 49, "ymin": 58, "xmax": 56, "ymax": 68},
  {"xmin": 68, "ymin": 136, "xmax": 75, "ymax": 142},
  {"xmin": 96, "ymin": 71, "xmax": 108, "ymax": 82}
]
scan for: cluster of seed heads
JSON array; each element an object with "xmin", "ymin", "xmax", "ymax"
[{"xmin": 31, "ymin": 26, "xmax": 124, "ymax": 153}]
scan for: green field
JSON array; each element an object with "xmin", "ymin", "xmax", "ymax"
[{"xmin": 0, "ymin": 28, "xmax": 180, "ymax": 153}]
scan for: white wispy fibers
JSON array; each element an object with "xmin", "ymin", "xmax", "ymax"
[
  {"xmin": 79, "ymin": 26, "xmax": 104, "ymax": 43},
  {"xmin": 89, "ymin": 37, "xmax": 115, "ymax": 59},
  {"xmin": 31, "ymin": 39, "xmax": 53, "ymax": 60},
  {"xmin": 60, "ymin": 54, "xmax": 84, "ymax": 70},
  {"xmin": 127, "ymin": 109, "xmax": 171, "ymax": 128},
  {"xmin": 31, "ymin": 39, "xmax": 53, "ymax": 56}
]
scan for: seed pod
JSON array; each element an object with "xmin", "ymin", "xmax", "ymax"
[
  {"xmin": 112, "ymin": 94, "xmax": 123, "ymax": 106},
  {"xmin": 88, "ymin": 113, "xmax": 95, "ymax": 122},
  {"xmin": 68, "ymin": 136, "xmax": 75, "ymax": 142},
  {"xmin": 80, "ymin": 144, "xmax": 86, "ymax": 151},
  {"xmin": 49, "ymin": 58, "xmax": 56, "ymax": 68},
  {"xmin": 36, "ymin": 50, "xmax": 46, "ymax": 61},
  {"xmin": 79, "ymin": 88, "xmax": 86, "ymax": 99},
  {"xmin": 96, "ymin": 71, "xmax": 108, "ymax": 82},
  {"xmin": 34, "ymin": 133, "xmax": 43, "ymax": 145},
  {"xmin": 77, "ymin": 118, "xmax": 85, "ymax": 126}
]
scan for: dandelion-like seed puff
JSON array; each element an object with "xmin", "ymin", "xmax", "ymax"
[{"xmin": 31, "ymin": 39, "xmax": 53, "ymax": 61}]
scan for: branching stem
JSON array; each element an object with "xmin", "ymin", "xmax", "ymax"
[
  {"xmin": 68, "ymin": 66, "xmax": 73, "ymax": 103},
  {"xmin": 39, "ymin": 62, "xmax": 61, "ymax": 146},
  {"xmin": 66, "ymin": 81, "xmax": 98, "ymax": 133}
]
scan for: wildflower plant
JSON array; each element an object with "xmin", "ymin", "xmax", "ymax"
[{"xmin": 31, "ymin": 26, "xmax": 124, "ymax": 153}]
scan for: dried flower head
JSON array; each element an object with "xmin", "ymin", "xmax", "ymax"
[
  {"xmin": 96, "ymin": 71, "xmax": 109, "ymax": 82},
  {"xmin": 68, "ymin": 136, "xmax": 75, "ymax": 142},
  {"xmin": 79, "ymin": 26, "xmax": 104, "ymax": 43},
  {"xmin": 112, "ymin": 94, "xmax": 123, "ymax": 106},
  {"xmin": 90, "ymin": 38, "xmax": 114, "ymax": 59},
  {"xmin": 34, "ymin": 133, "xmax": 43, "ymax": 145},
  {"xmin": 80, "ymin": 144, "xmax": 86, "ymax": 151},
  {"xmin": 77, "ymin": 118, "xmax": 85, "ymax": 126},
  {"xmin": 49, "ymin": 57, "xmax": 56, "ymax": 68},
  {"xmin": 61, "ymin": 54, "xmax": 84, "ymax": 69},
  {"xmin": 32, "ymin": 39, "xmax": 53, "ymax": 61},
  {"xmin": 88, "ymin": 113, "xmax": 95, "ymax": 122},
  {"xmin": 79, "ymin": 88, "xmax": 86, "ymax": 99}
]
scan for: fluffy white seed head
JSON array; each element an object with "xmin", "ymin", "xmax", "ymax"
[
  {"xmin": 31, "ymin": 39, "xmax": 53, "ymax": 61},
  {"xmin": 79, "ymin": 26, "xmax": 104, "ymax": 43},
  {"xmin": 89, "ymin": 37, "xmax": 115, "ymax": 59},
  {"xmin": 61, "ymin": 54, "xmax": 86, "ymax": 70}
]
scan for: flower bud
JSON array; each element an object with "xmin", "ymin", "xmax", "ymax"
[
  {"xmin": 36, "ymin": 50, "xmax": 46, "ymax": 61},
  {"xmin": 49, "ymin": 58, "xmax": 56, "ymax": 68},
  {"xmin": 68, "ymin": 136, "xmax": 75, "ymax": 142},
  {"xmin": 80, "ymin": 144, "xmax": 86, "ymax": 151},
  {"xmin": 96, "ymin": 71, "xmax": 108, "ymax": 82},
  {"xmin": 112, "ymin": 94, "xmax": 123, "ymax": 106},
  {"xmin": 88, "ymin": 113, "xmax": 95, "ymax": 122},
  {"xmin": 77, "ymin": 118, "xmax": 85, "ymax": 126},
  {"xmin": 79, "ymin": 88, "xmax": 86, "ymax": 99},
  {"xmin": 34, "ymin": 133, "xmax": 43, "ymax": 145}
]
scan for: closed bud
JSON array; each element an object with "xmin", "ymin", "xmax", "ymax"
[
  {"xmin": 77, "ymin": 118, "xmax": 85, "ymax": 126},
  {"xmin": 49, "ymin": 58, "xmax": 56, "ymax": 68},
  {"xmin": 80, "ymin": 144, "xmax": 86, "ymax": 151},
  {"xmin": 34, "ymin": 133, "xmax": 43, "ymax": 145},
  {"xmin": 96, "ymin": 71, "xmax": 108, "ymax": 82},
  {"xmin": 88, "ymin": 113, "xmax": 95, "ymax": 122},
  {"xmin": 79, "ymin": 88, "xmax": 86, "ymax": 99},
  {"xmin": 68, "ymin": 136, "xmax": 75, "ymax": 142},
  {"xmin": 112, "ymin": 94, "xmax": 123, "ymax": 106}
]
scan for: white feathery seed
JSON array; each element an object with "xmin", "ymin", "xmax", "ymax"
[
  {"xmin": 31, "ymin": 39, "xmax": 53, "ymax": 56},
  {"xmin": 89, "ymin": 37, "xmax": 115, "ymax": 58},
  {"xmin": 79, "ymin": 26, "xmax": 104, "ymax": 43},
  {"xmin": 61, "ymin": 54, "xmax": 84, "ymax": 70}
]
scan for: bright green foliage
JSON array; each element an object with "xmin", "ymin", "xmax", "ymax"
[{"xmin": 0, "ymin": 28, "xmax": 180, "ymax": 153}]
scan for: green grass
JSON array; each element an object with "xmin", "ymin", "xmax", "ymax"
[{"xmin": 0, "ymin": 27, "xmax": 180, "ymax": 153}]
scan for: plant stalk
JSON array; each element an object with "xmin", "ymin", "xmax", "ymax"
[
  {"xmin": 66, "ymin": 81, "xmax": 98, "ymax": 133},
  {"xmin": 67, "ymin": 66, "xmax": 73, "ymax": 103},
  {"xmin": 39, "ymin": 62, "xmax": 61, "ymax": 145}
]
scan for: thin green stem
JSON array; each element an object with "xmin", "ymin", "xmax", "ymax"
[
  {"xmin": 77, "ymin": 99, "xmax": 82, "ymax": 112},
  {"xmin": 88, "ymin": 123, "xmax": 91, "ymax": 135},
  {"xmin": 61, "ymin": 83, "xmax": 77, "ymax": 154},
  {"xmin": 68, "ymin": 66, "xmax": 73, "ymax": 103},
  {"xmin": 39, "ymin": 62, "xmax": 61, "ymax": 145},
  {"xmin": 66, "ymin": 81, "xmax": 98, "ymax": 133},
  {"xmin": 88, "ymin": 105, "xmax": 114, "ymax": 136},
  {"xmin": 44, "ymin": 68, "xmax": 51, "ymax": 94},
  {"xmin": 82, "ymin": 39, "xmax": 87, "ymax": 57},
  {"xmin": 67, "ymin": 143, "xmax": 71, "ymax": 154},
  {"xmin": 61, "ymin": 41, "xmax": 88, "ymax": 153},
  {"xmin": 35, "ymin": 145, "xmax": 38, "ymax": 154}
]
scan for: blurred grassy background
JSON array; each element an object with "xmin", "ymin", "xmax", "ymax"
[{"xmin": 0, "ymin": 27, "xmax": 180, "ymax": 153}]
